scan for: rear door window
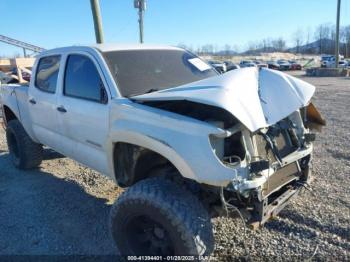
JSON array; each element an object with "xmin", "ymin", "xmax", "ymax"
[{"xmin": 35, "ymin": 55, "xmax": 61, "ymax": 93}]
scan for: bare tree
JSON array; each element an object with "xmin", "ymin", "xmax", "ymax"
[
  {"xmin": 207, "ymin": 44, "xmax": 214, "ymax": 55},
  {"xmin": 255, "ymin": 38, "xmax": 272, "ymax": 52},
  {"xmin": 314, "ymin": 23, "xmax": 332, "ymax": 54},
  {"xmin": 224, "ymin": 44, "xmax": 231, "ymax": 55},
  {"xmin": 304, "ymin": 27, "xmax": 314, "ymax": 53},
  {"xmin": 262, "ymin": 38, "xmax": 272, "ymax": 52},
  {"xmin": 231, "ymin": 44, "xmax": 240, "ymax": 53},
  {"xmin": 271, "ymin": 37, "xmax": 286, "ymax": 52},
  {"xmin": 292, "ymin": 29, "xmax": 304, "ymax": 53},
  {"xmin": 329, "ymin": 24, "xmax": 337, "ymax": 53},
  {"xmin": 342, "ymin": 25, "xmax": 350, "ymax": 57},
  {"xmin": 247, "ymin": 41, "xmax": 258, "ymax": 52},
  {"xmin": 200, "ymin": 44, "xmax": 214, "ymax": 55}
]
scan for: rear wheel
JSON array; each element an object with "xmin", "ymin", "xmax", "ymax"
[
  {"xmin": 110, "ymin": 177, "xmax": 214, "ymax": 256},
  {"xmin": 6, "ymin": 120, "xmax": 43, "ymax": 169}
]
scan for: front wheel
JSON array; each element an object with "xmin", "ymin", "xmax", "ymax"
[{"xmin": 109, "ymin": 177, "xmax": 214, "ymax": 256}]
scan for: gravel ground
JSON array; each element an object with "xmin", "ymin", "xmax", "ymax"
[{"xmin": 0, "ymin": 72, "xmax": 349, "ymax": 260}]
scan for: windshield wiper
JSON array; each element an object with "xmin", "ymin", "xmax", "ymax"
[
  {"xmin": 127, "ymin": 88, "xmax": 159, "ymax": 98},
  {"xmin": 145, "ymin": 88, "xmax": 159, "ymax": 94}
]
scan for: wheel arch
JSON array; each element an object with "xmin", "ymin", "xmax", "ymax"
[
  {"xmin": 2, "ymin": 105, "xmax": 19, "ymax": 126},
  {"xmin": 111, "ymin": 135, "xmax": 196, "ymax": 187}
]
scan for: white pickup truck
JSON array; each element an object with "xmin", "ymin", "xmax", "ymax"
[{"xmin": 0, "ymin": 44, "xmax": 325, "ymax": 256}]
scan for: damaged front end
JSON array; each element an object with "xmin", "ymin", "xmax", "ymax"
[
  {"xmin": 132, "ymin": 67, "xmax": 325, "ymax": 226},
  {"xmin": 210, "ymin": 104, "xmax": 324, "ymax": 227}
]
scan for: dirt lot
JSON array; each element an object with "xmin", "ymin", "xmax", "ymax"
[{"xmin": 0, "ymin": 72, "xmax": 349, "ymax": 260}]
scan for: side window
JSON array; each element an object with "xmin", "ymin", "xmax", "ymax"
[
  {"xmin": 35, "ymin": 55, "xmax": 61, "ymax": 93},
  {"xmin": 64, "ymin": 54, "xmax": 107, "ymax": 103}
]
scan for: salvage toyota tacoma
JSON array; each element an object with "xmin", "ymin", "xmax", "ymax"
[{"xmin": 0, "ymin": 44, "xmax": 325, "ymax": 256}]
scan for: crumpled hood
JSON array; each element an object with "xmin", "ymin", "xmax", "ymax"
[{"xmin": 132, "ymin": 67, "xmax": 315, "ymax": 131}]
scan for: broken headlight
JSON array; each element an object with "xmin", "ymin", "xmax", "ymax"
[{"xmin": 209, "ymin": 131, "xmax": 246, "ymax": 166}]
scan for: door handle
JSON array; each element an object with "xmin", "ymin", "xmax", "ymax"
[
  {"xmin": 29, "ymin": 98, "xmax": 36, "ymax": 105},
  {"xmin": 57, "ymin": 106, "xmax": 67, "ymax": 113}
]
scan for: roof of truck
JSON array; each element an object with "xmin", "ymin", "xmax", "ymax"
[
  {"xmin": 92, "ymin": 43, "xmax": 183, "ymax": 52},
  {"xmin": 39, "ymin": 43, "xmax": 183, "ymax": 56}
]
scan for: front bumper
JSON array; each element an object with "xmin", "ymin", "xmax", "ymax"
[
  {"xmin": 231, "ymin": 145, "xmax": 313, "ymax": 194},
  {"xmin": 247, "ymin": 151, "xmax": 312, "ymax": 227},
  {"xmin": 226, "ymin": 142, "xmax": 313, "ymax": 226},
  {"xmin": 249, "ymin": 181, "xmax": 303, "ymax": 229}
]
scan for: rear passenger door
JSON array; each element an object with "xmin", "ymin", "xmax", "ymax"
[
  {"xmin": 28, "ymin": 55, "xmax": 63, "ymax": 149},
  {"xmin": 56, "ymin": 53, "xmax": 110, "ymax": 174}
]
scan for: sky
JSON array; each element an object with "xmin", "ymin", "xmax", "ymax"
[{"xmin": 1, "ymin": 0, "xmax": 349, "ymax": 56}]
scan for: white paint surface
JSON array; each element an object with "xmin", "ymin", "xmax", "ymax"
[{"xmin": 133, "ymin": 67, "xmax": 315, "ymax": 131}]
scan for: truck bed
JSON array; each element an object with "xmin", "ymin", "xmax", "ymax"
[{"xmin": 0, "ymin": 83, "xmax": 30, "ymax": 128}]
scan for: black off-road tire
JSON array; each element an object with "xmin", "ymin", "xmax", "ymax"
[
  {"xmin": 6, "ymin": 120, "xmax": 43, "ymax": 169},
  {"xmin": 110, "ymin": 177, "xmax": 214, "ymax": 256}
]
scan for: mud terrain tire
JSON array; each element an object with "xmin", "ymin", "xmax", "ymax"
[
  {"xmin": 110, "ymin": 177, "xmax": 214, "ymax": 256},
  {"xmin": 6, "ymin": 120, "xmax": 43, "ymax": 169}
]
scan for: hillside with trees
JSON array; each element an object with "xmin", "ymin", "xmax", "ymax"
[{"xmin": 179, "ymin": 23, "xmax": 350, "ymax": 57}]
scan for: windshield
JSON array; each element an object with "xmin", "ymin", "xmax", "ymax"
[{"xmin": 102, "ymin": 49, "xmax": 217, "ymax": 97}]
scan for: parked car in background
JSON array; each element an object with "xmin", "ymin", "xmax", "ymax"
[
  {"xmin": 266, "ymin": 61, "xmax": 280, "ymax": 70},
  {"xmin": 277, "ymin": 60, "xmax": 291, "ymax": 71},
  {"xmin": 346, "ymin": 60, "xmax": 350, "ymax": 68},
  {"xmin": 320, "ymin": 55, "xmax": 332, "ymax": 64},
  {"xmin": 320, "ymin": 55, "xmax": 347, "ymax": 68},
  {"xmin": 320, "ymin": 54, "xmax": 344, "ymax": 67},
  {"xmin": 254, "ymin": 61, "xmax": 268, "ymax": 68},
  {"xmin": 289, "ymin": 61, "xmax": 302, "ymax": 70},
  {"xmin": 240, "ymin": 60, "xmax": 257, "ymax": 68},
  {"xmin": 208, "ymin": 60, "xmax": 227, "ymax": 73},
  {"xmin": 321, "ymin": 56, "xmax": 348, "ymax": 68},
  {"xmin": 224, "ymin": 61, "xmax": 240, "ymax": 71},
  {"xmin": 337, "ymin": 60, "xmax": 348, "ymax": 68},
  {"xmin": 321, "ymin": 56, "xmax": 334, "ymax": 68}
]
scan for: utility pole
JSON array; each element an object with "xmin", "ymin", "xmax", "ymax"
[
  {"xmin": 335, "ymin": 0, "xmax": 341, "ymax": 68},
  {"xmin": 90, "ymin": 0, "xmax": 104, "ymax": 44},
  {"xmin": 134, "ymin": 0, "xmax": 146, "ymax": 43}
]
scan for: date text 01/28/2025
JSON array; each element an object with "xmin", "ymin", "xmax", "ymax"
[{"xmin": 127, "ymin": 255, "xmax": 212, "ymax": 261}]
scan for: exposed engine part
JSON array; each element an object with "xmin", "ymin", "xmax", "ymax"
[
  {"xmin": 140, "ymin": 100, "xmax": 238, "ymax": 128},
  {"xmin": 223, "ymin": 155, "xmax": 241, "ymax": 166},
  {"xmin": 249, "ymin": 160, "xmax": 270, "ymax": 173},
  {"xmin": 258, "ymin": 130, "xmax": 283, "ymax": 164},
  {"xmin": 210, "ymin": 131, "xmax": 246, "ymax": 165}
]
